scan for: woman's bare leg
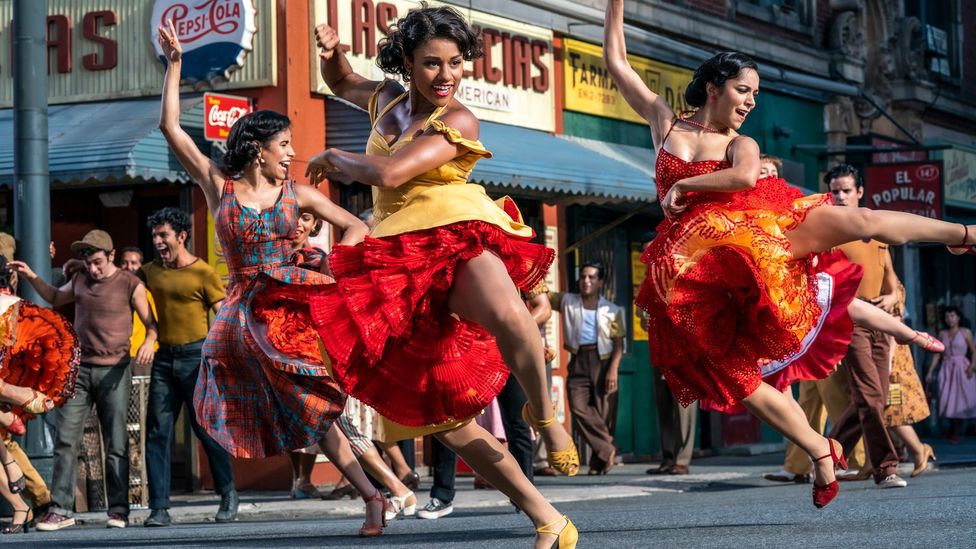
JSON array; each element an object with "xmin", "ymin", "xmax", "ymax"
[
  {"xmin": 437, "ymin": 422, "xmax": 566, "ymax": 549},
  {"xmin": 377, "ymin": 441, "xmax": 412, "ymax": 478},
  {"xmin": 358, "ymin": 446, "xmax": 413, "ymax": 499},
  {"xmin": 319, "ymin": 428, "xmax": 383, "ymax": 528},
  {"xmin": 447, "ymin": 253, "xmax": 572, "ymax": 468},
  {"xmin": 891, "ymin": 425, "xmax": 923, "ymax": 462},
  {"xmin": 787, "ymin": 205, "xmax": 974, "ymax": 258},
  {"xmin": 742, "ymin": 383, "xmax": 835, "ymax": 484},
  {"xmin": 847, "ymin": 299, "xmax": 916, "ymax": 340},
  {"xmin": 288, "ymin": 452, "xmax": 317, "ymax": 489}
]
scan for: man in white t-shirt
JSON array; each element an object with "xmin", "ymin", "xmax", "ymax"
[{"xmin": 551, "ymin": 262, "xmax": 624, "ymax": 475}]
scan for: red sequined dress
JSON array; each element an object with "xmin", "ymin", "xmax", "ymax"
[
  {"xmin": 0, "ymin": 294, "xmax": 79, "ymax": 419},
  {"xmin": 637, "ymin": 125, "xmax": 862, "ymax": 413},
  {"xmin": 255, "ymin": 82, "xmax": 553, "ymax": 436}
]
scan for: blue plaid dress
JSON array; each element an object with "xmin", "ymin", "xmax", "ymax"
[{"xmin": 195, "ymin": 179, "xmax": 345, "ymax": 458}]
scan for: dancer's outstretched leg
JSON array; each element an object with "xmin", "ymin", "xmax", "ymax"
[
  {"xmin": 436, "ymin": 422, "xmax": 572, "ymax": 549},
  {"xmin": 742, "ymin": 383, "xmax": 837, "ymax": 489},
  {"xmin": 319, "ymin": 427, "xmax": 384, "ymax": 532},
  {"xmin": 847, "ymin": 299, "xmax": 942, "ymax": 350},
  {"xmin": 448, "ymin": 252, "xmax": 577, "ymax": 476},
  {"xmin": 787, "ymin": 206, "xmax": 975, "ymax": 258}
]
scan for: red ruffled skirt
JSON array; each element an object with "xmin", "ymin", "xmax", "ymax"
[
  {"xmin": 256, "ymin": 221, "xmax": 553, "ymax": 427},
  {"xmin": 637, "ymin": 179, "xmax": 862, "ymax": 413},
  {"xmin": 0, "ymin": 300, "xmax": 80, "ymax": 419}
]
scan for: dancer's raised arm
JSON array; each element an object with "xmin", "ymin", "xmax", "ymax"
[
  {"xmin": 316, "ymin": 24, "xmax": 396, "ymax": 110},
  {"xmin": 157, "ymin": 20, "xmax": 223, "ymax": 213},
  {"xmin": 604, "ymin": 0, "xmax": 674, "ymax": 147}
]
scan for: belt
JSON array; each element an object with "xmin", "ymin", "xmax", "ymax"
[
  {"xmin": 157, "ymin": 339, "xmax": 206, "ymax": 353},
  {"xmin": 578, "ymin": 344, "xmax": 598, "ymax": 351}
]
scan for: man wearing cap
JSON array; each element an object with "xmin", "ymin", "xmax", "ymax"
[{"xmin": 10, "ymin": 229, "xmax": 157, "ymax": 530}]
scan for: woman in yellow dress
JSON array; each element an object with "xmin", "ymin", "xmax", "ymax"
[{"xmin": 254, "ymin": 5, "xmax": 577, "ymax": 548}]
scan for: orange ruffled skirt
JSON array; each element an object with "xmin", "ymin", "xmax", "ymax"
[
  {"xmin": 637, "ymin": 178, "xmax": 862, "ymax": 413},
  {"xmin": 255, "ymin": 220, "xmax": 553, "ymax": 427},
  {"xmin": 0, "ymin": 300, "xmax": 79, "ymax": 419}
]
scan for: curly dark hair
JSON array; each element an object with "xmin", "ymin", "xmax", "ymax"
[
  {"xmin": 147, "ymin": 207, "xmax": 191, "ymax": 237},
  {"xmin": 376, "ymin": 3, "xmax": 484, "ymax": 82},
  {"xmin": 0, "ymin": 256, "xmax": 12, "ymax": 290},
  {"xmin": 222, "ymin": 110, "xmax": 292, "ymax": 174},
  {"xmin": 823, "ymin": 163, "xmax": 863, "ymax": 190},
  {"xmin": 685, "ymin": 52, "xmax": 759, "ymax": 108}
]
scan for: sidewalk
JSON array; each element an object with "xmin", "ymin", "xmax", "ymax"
[{"xmin": 70, "ymin": 438, "xmax": 976, "ymax": 527}]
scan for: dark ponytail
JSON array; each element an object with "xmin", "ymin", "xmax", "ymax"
[
  {"xmin": 222, "ymin": 110, "xmax": 292, "ymax": 174},
  {"xmin": 376, "ymin": 2, "xmax": 483, "ymax": 82},
  {"xmin": 685, "ymin": 52, "xmax": 759, "ymax": 108}
]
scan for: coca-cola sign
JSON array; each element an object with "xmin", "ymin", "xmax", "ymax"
[
  {"xmin": 203, "ymin": 92, "xmax": 252, "ymax": 141},
  {"xmin": 151, "ymin": 0, "xmax": 256, "ymax": 84}
]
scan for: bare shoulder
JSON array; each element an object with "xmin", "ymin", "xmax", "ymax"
[
  {"xmin": 437, "ymin": 105, "xmax": 480, "ymax": 140},
  {"xmin": 374, "ymin": 80, "xmax": 407, "ymax": 114}
]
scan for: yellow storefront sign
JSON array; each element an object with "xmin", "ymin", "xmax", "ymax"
[
  {"xmin": 631, "ymin": 243, "xmax": 648, "ymax": 341},
  {"xmin": 564, "ymin": 39, "xmax": 694, "ymax": 124},
  {"xmin": 310, "ymin": 0, "xmax": 555, "ymax": 132}
]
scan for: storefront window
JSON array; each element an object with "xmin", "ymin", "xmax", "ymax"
[{"xmin": 905, "ymin": 0, "xmax": 960, "ymax": 81}]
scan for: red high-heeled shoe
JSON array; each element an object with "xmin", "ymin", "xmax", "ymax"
[
  {"xmin": 947, "ymin": 225, "xmax": 975, "ymax": 255},
  {"xmin": 812, "ymin": 438, "xmax": 847, "ymax": 509},
  {"xmin": 358, "ymin": 490, "xmax": 387, "ymax": 538}
]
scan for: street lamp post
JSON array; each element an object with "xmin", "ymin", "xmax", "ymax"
[{"xmin": 12, "ymin": 0, "xmax": 54, "ymax": 466}]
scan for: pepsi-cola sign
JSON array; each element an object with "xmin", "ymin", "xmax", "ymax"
[{"xmin": 151, "ymin": 0, "xmax": 257, "ymax": 84}]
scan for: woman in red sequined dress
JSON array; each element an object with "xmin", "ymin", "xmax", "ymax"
[{"xmin": 605, "ymin": 0, "xmax": 970, "ymax": 508}]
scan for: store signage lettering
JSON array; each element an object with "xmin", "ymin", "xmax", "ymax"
[
  {"xmin": 866, "ymin": 161, "xmax": 943, "ymax": 219},
  {"xmin": 313, "ymin": 0, "xmax": 555, "ymax": 132},
  {"xmin": 151, "ymin": 0, "xmax": 257, "ymax": 84},
  {"xmin": 10, "ymin": 10, "xmax": 119, "ymax": 75},
  {"xmin": 323, "ymin": 0, "xmax": 549, "ymax": 93},
  {"xmin": 204, "ymin": 92, "xmax": 252, "ymax": 141},
  {"xmin": 563, "ymin": 39, "xmax": 693, "ymax": 124}
]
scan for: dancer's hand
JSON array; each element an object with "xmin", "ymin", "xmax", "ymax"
[
  {"xmin": 157, "ymin": 20, "xmax": 182, "ymax": 63},
  {"xmin": 306, "ymin": 150, "xmax": 347, "ymax": 185},
  {"xmin": 870, "ymin": 293, "xmax": 898, "ymax": 313},
  {"xmin": 315, "ymin": 24, "xmax": 341, "ymax": 61},
  {"xmin": 6, "ymin": 261, "xmax": 37, "ymax": 281},
  {"xmin": 661, "ymin": 184, "xmax": 686, "ymax": 218}
]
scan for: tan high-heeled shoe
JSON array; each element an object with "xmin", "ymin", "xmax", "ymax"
[
  {"xmin": 358, "ymin": 490, "xmax": 387, "ymax": 538},
  {"xmin": 911, "ymin": 443, "xmax": 936, "ymax": 477},
  {"xmin": 0, "ymin": 380, "xmax": 53, "ymax": 415},
  {"xmin": 536, "ymin": 515, "xmax": 578, "ymax": 549},
  {"xmin": 522, "ymin": 403, "xmax": 580, "ymax": 477}
]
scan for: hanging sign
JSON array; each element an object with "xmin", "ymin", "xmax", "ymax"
[
  {"xmin": 151, "ymin": 0, "xmax": 258, "ymax": 84},
  {"xmin": 203, "ymin": 92, "xmax": 252, "ymax": 141},
  {"xmin": 865, "ymin": 161, "xmax": 943, "ymax": 219}
]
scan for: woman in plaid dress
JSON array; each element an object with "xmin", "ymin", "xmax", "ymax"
[{"xmin": 157, "ymin": 22, "xmax": 391, "ymax": 537}]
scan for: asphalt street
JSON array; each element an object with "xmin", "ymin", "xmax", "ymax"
[{"xmin": 6, "ymin": 462, "xmax": 974, "ymax": 549}]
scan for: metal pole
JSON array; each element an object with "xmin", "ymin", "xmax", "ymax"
[{"xmin": 13, "ymin": 0, "xmax": 54, "ymax": 463}]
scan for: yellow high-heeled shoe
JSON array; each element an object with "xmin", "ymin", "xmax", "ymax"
[
  {"xmin": 522, "ymin": 403, "xmax": 580, "ymax": 477},
  {"xmin": 0, "ymin": 380, "xmax": 52, "ymax": 415},
  {"xmin": 536, "ymin": 515, "xmax": 578, "ymax": 549}
]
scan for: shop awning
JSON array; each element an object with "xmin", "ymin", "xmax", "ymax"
[
  {"xmin": 473, "ymin": 125, "xmax": 657, "ymax": 203},
  {"xmin": 0, "ymin": 97, "xmax": 207, "ymax": 187},
  {"xmin": 326, "ymin": 97, "xmax": 658, "ymax": 203}
]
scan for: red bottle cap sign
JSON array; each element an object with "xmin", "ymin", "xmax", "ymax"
[{"xmin": 204, "ymin": 92, "xmax": 252, "ymax": 141}]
